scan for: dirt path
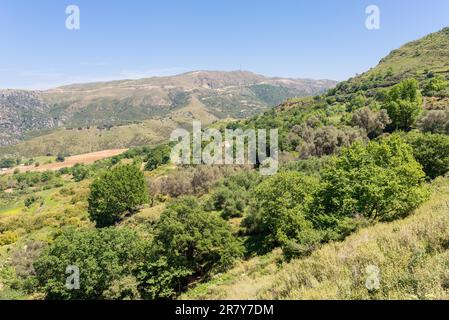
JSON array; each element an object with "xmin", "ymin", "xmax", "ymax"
[{"xmin": 2, "ymin": 149, "xmax": 127, "ymax": 174}]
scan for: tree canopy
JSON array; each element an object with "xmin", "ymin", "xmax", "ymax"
[{"xmin": 88, "ymin": 164, "xmax": 148, "ymax": 227}]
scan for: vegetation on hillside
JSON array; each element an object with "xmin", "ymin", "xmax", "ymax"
[{"xmin": 2, "ymin": 28, "xmax": 449, "ymax": 300}]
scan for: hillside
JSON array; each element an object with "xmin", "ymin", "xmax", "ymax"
[
  {"xmin": 179, "ymin": 27, "xmax": 449, "ymax": 300},
  {"xmin": 1, "ymin": 28, "xmax": 449, "ymax": 302},
  {"xmin": 232, "ymin": 28, "xmax": 449, "ymax": 156},
  {"xmin": 330, "ymin": 27, "xmax": 449, "ymax": 99},
  {"xmin": 182, "ymin": 176, "xmax": 449, "ymax": 300},
  {"xmin": 0, "ymin": 90, "xmax": 58, "ymax": 146},
  {"xmin": 0, "ymin": 71, "xmax": 336, "ymax": 155}
]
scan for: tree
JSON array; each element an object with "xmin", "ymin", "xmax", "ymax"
[
  {"xmin": 71, "ymin": 163, "xmax": 90, "ymax": 182},
  {"xmin": 245, "ymin": 172, "xmax": 322, "ymax": 257},
  {"xmin": 144, "ymin": 145, "xmax": 171, "ymax": 171},
  {"xmin": 423, "ymin": 75, "xmax": 449, "ymax": 96},
  {"xmin": 34, "ymin": 228, "xmax": 145, "ymax": 300},
  {"xmin": 0, "ymin": 158, "xmax": 15, "ymax": 169},
  {"xmin": 405, "ymin": 132, "xmax": 449, "ymax": 179},
  {"xmin": 137, "ymin": 256, "xmax": 192, "ymax": 300},
  {"xmin": 385, "ymin": 78, "xmax": 423, "ymax": 131},
  {"xmin": 88, "ymin": 164, "xmax": 149, "ymax": 227},
  {"xmin": 154, "ymin": 197, "xmax": 242, "ymax": 277},
  {"xmin": 56, "ymin": 154, "xmax": 65, "ymax": 163},
  {"xmin": 417, "ymin": 110, "xmax": 449, "ymax": 134},
  {"xmin": 208, "ymin": 186, "xmax": 247, "ymax": 219},
  {"xmin": 314, "ymin": 135, "xmax": 428, "ymax": 236},
  {"xmin": 206, "ymin": 170, "xmax": 261, "ymax": 219},
  {"xmin": 351, "ymin": 107, "xmax": 391, "ymax": 139},
  {"xmin": 293, "ymin": 124, "xmax": 365, "ymax": 159}
]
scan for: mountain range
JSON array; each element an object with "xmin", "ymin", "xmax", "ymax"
[{"xmin": 0, "ymin": 71, "xmax": 336, "ymax": 156}]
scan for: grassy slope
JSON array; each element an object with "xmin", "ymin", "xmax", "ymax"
[
  {"xmin": 182, "ymin": 176, "xmax": 449, "ymax": 300},
  {"xmin": 362, "ymin": 27, "xmax": 449, "ymax": 79}
]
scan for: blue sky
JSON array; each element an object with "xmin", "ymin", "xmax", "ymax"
[{"xmin": 1, "ymin": 0, "xmax": 449, "ymax": 89}]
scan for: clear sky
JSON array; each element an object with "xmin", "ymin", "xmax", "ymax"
[{"xmin": 1, "ymin": 0, "xmax": 449, "ymax": 89}]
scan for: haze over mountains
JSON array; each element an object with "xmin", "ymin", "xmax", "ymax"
[{"xmin": 0, "ymin": 71, "xmax": 336, "ymax": 155}]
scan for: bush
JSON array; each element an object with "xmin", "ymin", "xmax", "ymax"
[
  {"xmin": 313, "ymin": 135, "xmax": 428, "ymax": 237},
  {"xmin": 137, "ymin": 256, "xmax": 192, "ymax": 300},
  {"xmin": 0, "ymin": 230, "xmax": 19, "ymax": 246},
  {"xmin": 34, "ymin": 227, "xmax": 145, "ymax": 300},
  {"xmin": 102, "ymin": 276, "xmax": 141, "ymax": 300},
  {"xmin": 10, "ymin": 241, "xmax": 44, "ymax": 293},
  {"xmin": 208, "ymin": 186, "xmax": 247, "ymax": 219},
  {"xmin": 88, "ymin": 164, "xmax": 149, "ymax": 227},
  {"xmin": 24, "ymin": 195, "xmax": 41, "ymax": 208},
  {"xmin": 405, "ymin": 132, "xmax": 449, "ymax": 179}
]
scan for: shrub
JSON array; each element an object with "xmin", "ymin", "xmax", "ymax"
[
  {"xmin": 102, "ymin": 276, "xmax": 141, "ymax": 300},
  {"xmin": 0, "ymin": 230, "xmax": 19, "ymax": 246},
  {"xmin": 34, "ymin": 227, "xmax": 145, "ymax": 300},
  {"xmin": 137, "ymin": 256, "xmax": 192, "ymax": 300},
  {"xmin": 0, "ymin": 158, "xmax": 17, "ymax": 168},
  {"xmin": 157, "ymin": 171, "xmax": 194, "ymax": 197},
  {"xmin": 405, "ymin": 132, "xmax": 449, "ymax": 179},
  {"xmin": 0, "ymin": 158, "xmax": 15, "ymax": 169},
  {"xmin": 313, "ymin": 135, "xmax": 428, "ymax": 237},
  {"xmin": 24, "ymin": 195, "xmax": 41, "ymax": 208},
  {"xmin": 208, "ymin": 186, "xmax": 247, "ymax": 219},
  {"xmin": 9, "ymin": 241, "xmax": 44, "ymax": 293},
  {"xmin": 88, "ymin": 164, "xmax": 149, "ymax": 227}
]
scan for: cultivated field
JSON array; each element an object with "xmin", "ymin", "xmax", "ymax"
[{"xmin": 2, "ymin": 149, "xmax": 127, "ymax": 174}]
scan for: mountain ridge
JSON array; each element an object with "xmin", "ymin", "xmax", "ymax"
[{"xmin": 0, "ymin": 71, "xmax": 336, "ymax": 155}]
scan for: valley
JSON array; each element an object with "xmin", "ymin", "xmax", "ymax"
[{"xmin": 1, "ymin": 27, "xmax": 449, "ymax": 301}]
